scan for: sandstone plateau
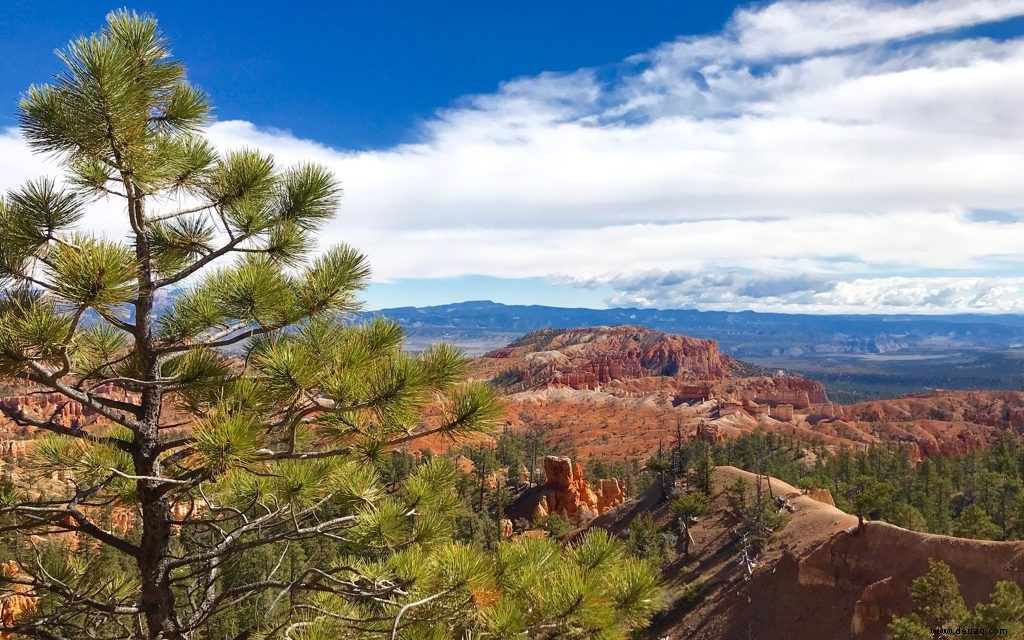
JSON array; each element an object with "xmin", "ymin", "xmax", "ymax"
[
  {"xmin": 460, "ymin": 327, "xmax": 1023, "ymax": 461},
  {"xmin": 473, "ymin": 326, "xmax": 742, "ymax": 389}
]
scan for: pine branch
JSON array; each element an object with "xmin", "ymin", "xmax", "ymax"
[
  {"xmin": 155, "ymin": 320, "xmax": 289, "ymax": 360},
  {"xmin": 391, "ymin": 589, "xmax": 453, "ymax": 640},
  {"xmin": 4, "ymin": 503, "xmax": 141, "ymax": 558},
  {"xmin": 0, "ymin": 624, "xmax": 74, "ymax": 640},
  {"xmin": 154, "ymin": 235, "xmax": 246, "ymax": 288},
  {"xmin": 168, "ymin": 498, "xmax": 357, "ymax": 569},
  {"xmin": 146, "ymin": 201, "xmax": 217, "ymax": 224},
  {"xmin": 0, "ymin": 575, "xmax": 140, "ymax": 615},
  {"xmin": 23, "ymin": 365, "xmax": 143, "ymax": 431},
  {"xmin": 95, "ymin": 308, "xmax": 136, "ymax": 334},
  {"xmin": 0, "ymin": 403, "xmax": 131, "ymax": 451}
]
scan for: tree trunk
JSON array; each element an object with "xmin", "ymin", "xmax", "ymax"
[
  {"xmin": 132, "ymin": 196, "xmax": 182, "ymax": 639},
  {"xmin": 136, "ymin": 370, "xmax": 181, "ymax": 636},
  {"xmin": 681, "ymin": 521, "xmax": 694, "ymax": 557},
  {"xmin": 138, "ymin": 472, "xmax": 179, "ymax": 639}
]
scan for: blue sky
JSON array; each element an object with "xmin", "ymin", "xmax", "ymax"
[
  {"xmin": 0, "ymin": 1, "xmax": 737, "ymax": 149},
  {"xmin": 3, "ymin": 1, "xmax": 1024, "ymax": 313}
]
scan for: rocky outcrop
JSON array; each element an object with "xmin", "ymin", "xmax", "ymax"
[
  {"xmin": 648, "ymin": 467, "xmax": 1024, "ymax": 640},
  {"xmin": 0, "ymin": 561, "xmax": 36, "ymax": 639},
  {"xmin": 715, "ymin": 376, "xmax": 828, "ymax": 409},
  {"xmin": 511, "ymin": 456, "xmax": 626, "ymax": 522},
  {"xmin": 0, "ymin": 440, "xmax": 31, "ymax": 460},
  {"xmin": 595, "ymin": 478, "xmax": 626, "ymax": 512},
  {"xmin": 851, "ymin": 578, "xmax": 900, "ymax": 636},
  {"xmin": 534, "ymin": 456, "xmax": 601, "ymax": 520},
  {"xmin": 842, "ymin": 391, "xmax": 1024, "ymax": 428},
  {"xmin": 796, "ymin": 521, "xmax": 1024, "ymax": 638},
  {"xmin": 805, "ymin": 488, "xmax": 836, "ymax": 507},
  {"xmin": 477, "ymin": 327, "xmax": 733, "ymax": 391},
  {"xmin": 697, "ymin": 421, "xmax": 724, "ymax": 444},
  {"xmin": 770, "ymin": 404, "xmax": 794, "ymax": 422}
]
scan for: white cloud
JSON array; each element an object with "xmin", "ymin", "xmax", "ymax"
[
  {"xmin": 728, "ymin": 0, "xmax": 1024, "ymax": 58},
  {"xmin": 4, "ymin": 0, "xmax": 1024, "ymax": 313},
  {"xmin": 577, "ymin": 272, "xmax": 1024, "ymax": 314}
]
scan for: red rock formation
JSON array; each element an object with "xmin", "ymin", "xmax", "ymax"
[
  {"xmin": 770, "ymin": 404, "xmax": 795, "ymax": 422},
  {"xmin": 516, "ymin": 456, "xmax": 626, "ymax": 522},
  {"xmin": 0, "ymin": 441, "xmax": 31, "ymax": 460},
  {"xmin": 0, "ymin": 561, "xmax": 37, "ymax": 639},
  {"xmin": 719, "ymin": 401, "xmax": 743, "ymax": 417},
  {"xmin": 109, "ymin": 508, "xmax": 135, "ymax": 536},
  {"xmin": 465, "ymin": 328, "xmax": 1021, "ymax": 462},
  {"xmin": 715, "ymin": 376, "xmax": 828, "ymax": 409},
  {"xmin": 697, "ymin": 421, "xmax": 724, "ymax": 444},
  {"xmin": 851, "ymin": 577, "xmax": 900, "ymax": 636},
  {"xmin": 534, "ymin": 456, "xmax": 600, "ymax": 520},
  {"xmin": 453, "ymin": 455, "xmax": 476, "ymax": 476},
  {"xmin": 475, "ymin": 326, "xmax": 734, "ymax": 390},
  {"xmin": 805, "ymin": 488, "xmax": 836, "ymax": 507},
  {"xmin": 595, "ymin": 478, "xmax": 626, "ymax": 512}
]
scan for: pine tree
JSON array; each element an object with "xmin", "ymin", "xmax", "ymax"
[
  {"xmin": 970, "ymin": 581, "xmax": 1024, "ymax": 637},
  {"xmin": 646, "ymin": 441, "xmax": 671, "ymax": 500},
  {"xmin": 670, "ymin": 492, "xmax": 709, "ymax": 557},
  {"xmin": 909, "ymin": 559, "xmax": 968, "ymax": 629},
  {"xmin": 888, "ymin": 615, "xmax": 932, "ymax": 640},
  {"xmin": 692, "ymin": 443, "xmax": 714, "ymax": 495},
  {"xmin": 0, "ymin": 12, "xmax": 662, "ymax": 640},
  {"xmin": 951, "ymin": 504, "xmax": 1003, "ymax": 540},
  {"xmin": 892, "ymin": 561, "xmax": 1024, "ymax": 640}
]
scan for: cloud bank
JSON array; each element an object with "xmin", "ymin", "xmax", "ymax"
[{"xmin": 3, "ymin": 0, "xmax": 1024, "ymax": 313}]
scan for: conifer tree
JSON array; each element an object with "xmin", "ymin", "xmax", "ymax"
[
  {"xmin": 910, "ymin": 559, "xmax": 968, "ymax": 628},
  {"xmin": 891, "ymin": 560, "xmax": 1024, "ymax": 640},
  {"xmin": 951, "ymin": 504, "xmax": 1003, "ymax": 540},
  {"xmin": 0, "ymin": 12, "xmax": 661, "ymax": 640}
]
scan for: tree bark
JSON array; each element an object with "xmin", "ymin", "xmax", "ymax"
[{"xmin": 131, "ymin": 191, "xmax": 183, "ymax": 639}]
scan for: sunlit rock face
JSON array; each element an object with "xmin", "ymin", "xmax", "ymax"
[{"xmin": 527, "ymin": 456, "xmax": 626, "ymax": 522}]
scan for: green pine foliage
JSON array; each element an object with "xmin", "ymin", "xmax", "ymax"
[
  {"xmin": 0, "ymin": 11, "xmax": 662, "ymax": 640},
  {"xmin": 970, "ymin": 581, "xmax": 1024, "ymax": 636},
  {"xmin": 627, "ymin": 512, "xmax": 666, "ymax": 563},
  {"xmin": 670, "ymin": 492, "xmax": 710, "ymax": 522},
  {"xmin": 910, "ymin": 559, "xmax": 969, "ymax": 628},
  {"xmin": 701, "ymin": 429, "xmax": 1024, "ymax": 540},
  {"xmin": 890, "ymin": 559, "xmax": 1024, "ymax": 639}
]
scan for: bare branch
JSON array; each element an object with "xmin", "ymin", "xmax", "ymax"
[{"xmin": 147, "ymin": 201, "xmax": 217, "ymax": 224}]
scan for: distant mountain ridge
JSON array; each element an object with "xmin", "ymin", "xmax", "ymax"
[
  {"xmin": 367, "ymin": 300, "xmax": 1024, "ymax": 401},
  {"xmin": 366, "ymin": 299, "xmax": 1024, "ymax": 357}
]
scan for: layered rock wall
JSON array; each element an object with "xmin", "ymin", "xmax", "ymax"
[
  {"xmin": 479, "ymin": 327, "xmax": 730, "ymax": 391},
  {"xmin": 797, "ymin": 522, "xmax": 1024, "ymax": 637}
]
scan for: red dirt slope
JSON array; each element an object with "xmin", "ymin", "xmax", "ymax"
[{"xmin": 645, "ymin": 467, "xmax": 1024, "ymax": 640}]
